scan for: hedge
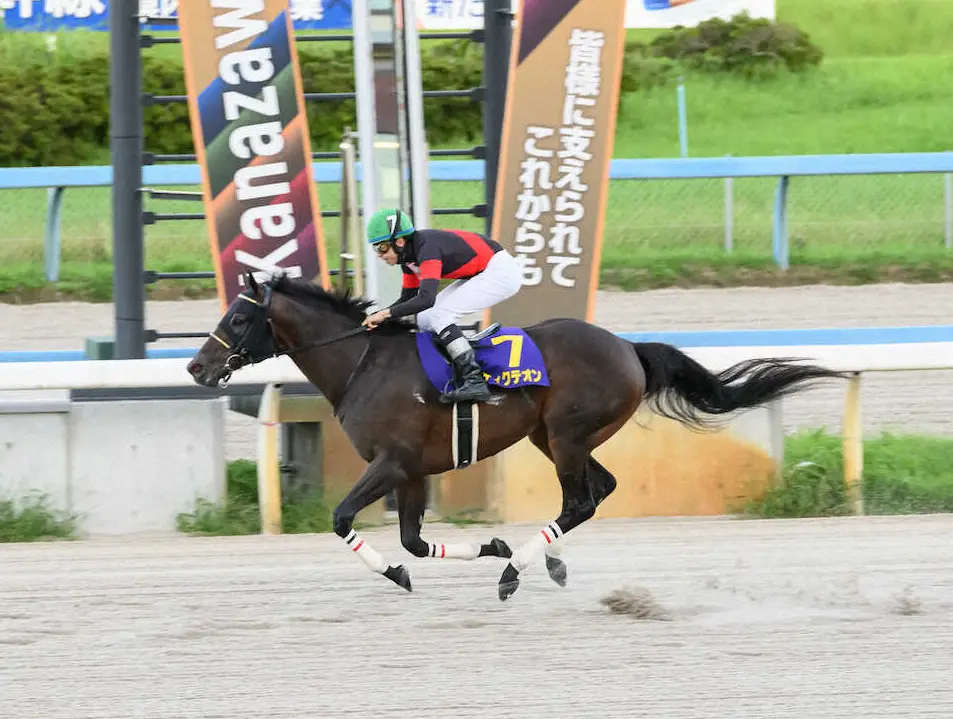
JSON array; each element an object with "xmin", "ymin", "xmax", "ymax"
[
  {"xmin": 0, "ymin": 40, "xmax": 487, "ymax": 168},
  {"xmin": 0, "ymin": 15, "xmax": 822, "ymax": 168}
]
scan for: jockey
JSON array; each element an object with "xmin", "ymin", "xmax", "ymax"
[{"xmin": 361, "ymin": 207, "xmax": 522, "ymax": 404}]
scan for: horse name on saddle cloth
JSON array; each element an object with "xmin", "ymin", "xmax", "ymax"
[{"xmin": 416, "ymin": 327, "xmax": 550, "ymax": 396}]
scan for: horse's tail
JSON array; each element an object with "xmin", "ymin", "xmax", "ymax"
[{"xmin": 630, "ymin": 341, "xmax": 848, "ymax": 431}]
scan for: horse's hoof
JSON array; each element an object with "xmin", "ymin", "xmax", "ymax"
[
  {"xmin": 498, "ymin": 563, "xmax": 520, "ymax": 601},
  {"xmin": 384, "ymin": 564, "xmax": 412, "ymax": 592},
  {"xmin": 488, "ymin": 537, "xmax": 513, "ymax": 559},
  {"xmin": 478, "ymin": 538, "xmax": 511, "ymax": 558},
  {"xmin": 546, "ymin": 555, "xmax": 568, "ymax": 587}
]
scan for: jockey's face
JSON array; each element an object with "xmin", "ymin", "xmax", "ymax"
[{"xmin": 374, "ymin": 237, "xmax": 405, "ymax": 265}]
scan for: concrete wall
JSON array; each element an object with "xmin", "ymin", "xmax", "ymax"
[
  {"xmin": 0, "ymin": 375, "xmax": 785, "ymax": 536},
  {"xmin": 474, "ymin": 404, "xmax": 782, "ymax": 524},
  {"xmin": 287, "ymin": 396, "xmax": 784, "ymax": 525},
  {"xmin": 0, "ymin": 398, "xmax": 227, "ymax": 535},
  {"xmin": 0, "ymin": 403, "xmax": 71, "ymax": 514},
  {"xmin": 0, "ymin": 389, "xmax": 779, "ymax": 536}
]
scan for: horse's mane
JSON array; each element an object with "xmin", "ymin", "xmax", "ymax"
[{"xmin": 269, "ymin": 275, "xmax": 415, "ymax": 335}]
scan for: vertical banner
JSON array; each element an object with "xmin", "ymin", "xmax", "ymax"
[
  {"xmin": 488, "ymin": 0, "xmax": 627, "ymax": 327},
  {"xmin": 179, "ymin": 0, "xmax": 330, "ymax": 310}
]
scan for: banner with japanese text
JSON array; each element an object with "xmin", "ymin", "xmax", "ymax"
[
  {"xmin": 487, "ymin": 0, "xmax": 627, "ymax": 327},
  {"xmin": 0, "ymin": 0, "xmax": 773, "ymax": 31},
  {"xmin": 179, "ymin": 0, "xmax": 330, "ymax": 309},
  {"xmin": 0, "ymin": 0, "xmax": 344, "ymax": 30}
]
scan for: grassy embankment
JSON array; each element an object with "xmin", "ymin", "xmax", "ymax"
[{"xmin": 2, "ymin": 0, "xmax": 953, "ymax": 300}]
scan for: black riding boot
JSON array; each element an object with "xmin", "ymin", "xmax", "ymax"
[{"xmin": 436, "ymin": 325, "xmax": 492, "ymax": 404}]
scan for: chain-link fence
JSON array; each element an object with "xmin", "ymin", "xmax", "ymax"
[
  {"xmin": 604, "ymin": 173, "xmax": 953, "ymax": 259},
  {"xmin": 2, "ymin": 170, "xmax": 951, "ymax": 275}
]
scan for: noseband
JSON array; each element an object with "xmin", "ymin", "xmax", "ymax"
[{"xmin": 208, "ymin": 285, "xmax": 369, "ymax": 388}]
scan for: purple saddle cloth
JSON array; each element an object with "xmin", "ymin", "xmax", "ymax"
[{"xmin": 415, "ymin": 326, "xmax": 550, "ymax": 395}]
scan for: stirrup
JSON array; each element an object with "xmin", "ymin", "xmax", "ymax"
[
  {"xmin": 440, "ymin": 382, "xmax": 492, "ymax": 404},
  {"xmin": 467, "ymin": 322, "xmax": 501, "ymax": 346},
  {"xmin": 440, "ymin": 360, "xmax": 492, "ymax": 403}
]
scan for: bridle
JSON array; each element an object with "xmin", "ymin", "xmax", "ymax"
[{"xmin": 207, "ymin": 283, "xmax": 371, "ymax": 388}]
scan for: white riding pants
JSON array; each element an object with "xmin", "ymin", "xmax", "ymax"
[{"xmin": 416, "ymin": 249, "xmax": 522, "ymax": 334}]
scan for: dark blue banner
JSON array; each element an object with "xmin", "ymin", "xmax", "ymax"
[{"xmin": 0, "ymin": 0, "xmax": 354, "ymax": 32}]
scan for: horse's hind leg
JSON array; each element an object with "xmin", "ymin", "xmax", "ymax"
[
  {"xmin": 499, "ymin": 435, "xmax": 595, "ymax": 601},
  {"xmin": 501, "ymin": 429, "xmax": 622, "ymax": 599},
  {"xmin": 538, "ymin": 458, "xmax": 618, "ymax": 588},
  {"xmin": 586, "ymin": 456, "xmax": 619, "ymax": 508},
  {"xmin": 396, "ymin": 475, "xmax": 512, "ymax": 561}
]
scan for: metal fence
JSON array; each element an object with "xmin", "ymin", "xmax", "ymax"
[
  {"xmin": 613, "ymin": 172, "xmax": 953, "ymax": 254},
  {"xmin": 2, "ymin": 171, "xmax": 951, "ymax": 273}
]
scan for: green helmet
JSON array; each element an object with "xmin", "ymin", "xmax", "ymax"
[{"xmin": 367, "ymin": 208, "xmax": 415, "ymax": 244}]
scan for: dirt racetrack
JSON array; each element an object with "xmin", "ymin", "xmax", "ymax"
[
  {"xmin": 1, "ymin": 282, "xmax": 952, "ymax": 460},
  {"xmin": 2, "ymin": 515, "xmax": 952, "ymax": 718}
]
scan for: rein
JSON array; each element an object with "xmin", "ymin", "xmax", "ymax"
[
  {"xmin": 279, "ymin": 325, "xmax": 369, "ymax": 356},
  {"xmin": 208, "ymin": 291, "xmax": 374, "ymax": 388}
]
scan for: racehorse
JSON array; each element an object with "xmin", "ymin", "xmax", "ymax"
[{"xmin": 187, "ymin": 272, "xmax": 847, "ymax": 601}]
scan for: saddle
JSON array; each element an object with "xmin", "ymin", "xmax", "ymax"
[{"xmin": 414, "ymin": 322, "xmax": 550, "ymax": 394}]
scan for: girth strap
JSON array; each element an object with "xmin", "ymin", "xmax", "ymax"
[{"xmin": 451, "ymin": 402, "xmax": 479, "ymax": 469}]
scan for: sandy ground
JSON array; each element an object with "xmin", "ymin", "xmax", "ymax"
[
  {"xmin": 1, "ymin": 282, "xmax": 952, "ymax": 460},
  {"xmin": 1, "ymin": 515, "xmax": 952, "ymax": 718}
]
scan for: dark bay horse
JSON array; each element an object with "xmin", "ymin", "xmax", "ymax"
[{"xmin": 187, "ymin": 272, "xmax": 847, "ymax": 600}]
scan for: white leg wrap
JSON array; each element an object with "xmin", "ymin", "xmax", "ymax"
[
  {"xmin": 545, "ymin": 535, "xmax": 566, "ymax": 559},
  {"xmin": 512, "ymin": 521, "xmax": 563, "ymax": 572},
  {"xmin": 344, "ymin": 529, "xmax": 388, "ymax": 574},
  {"xmin": 427, "ymin": 542, "xmax": 482, "ymax": 560}
]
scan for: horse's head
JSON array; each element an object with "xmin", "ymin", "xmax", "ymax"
[{"xmin": 187, "ymin": 272, "xmax": 280, "ymax": 388}]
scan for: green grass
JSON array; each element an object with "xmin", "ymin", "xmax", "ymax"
[
  {"xmin": 742, "ymin": 429, "xmax": 953, "ymax": 518},
  {"xmin": 617, "ymin": 55, "xmax": 953, "ymax": 158},
  {"xmin": 0, "ymin": 493, "xmax": 78, "ymax": 542},
  {"xmin": 3, "ymin": 0, "xmax": 953, "ymax": 299},
  {"xmin": 777, "ymin": 0, "xmax": 953, "ymax": 58},
  {"xmin": 176, "ymin": 460, "xmax": 335, "ymax": 536}
]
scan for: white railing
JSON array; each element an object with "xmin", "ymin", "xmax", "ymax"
[{"xmin": 2, "ymin": 340, "xmax": 952, "ymax": 530}]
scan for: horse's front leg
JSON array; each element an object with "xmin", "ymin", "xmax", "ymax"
[
  {"xmin": 332, "ymin": 455, "xmax": 413, "ymax": 592},
  {"xmin": 397, "ymin": 476, "xmax": 512, "ymax": 561}
]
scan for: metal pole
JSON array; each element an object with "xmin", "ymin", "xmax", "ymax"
[
  {"xmin": 403, "ymin": 0, "xmax": 431, "ymax": 232},
  {"xmin": 352, "ymin": 0, "xmax": 381, "ymax": 307},
  {"xmin": 483, "ymin": 0, "xmax": 512, "ymax": 237},
  {"xmin": 110, "ymin": 0, "xmax": 145, "ymax": 359},
  {"xmin": 341, "ymin": 132, "xmax": 365, "ymax": 297},
  {"xmin": 338, "ymin": 139, "xmax": 351, "ymax": 293},
  {"xmin": 842, "ymin": 373, "xmax": 864, "ymax": 515},
  {"xmin": 677, "ymin": 77, "xmax": 688, "ymax": 158},
  {"xmin": 257, "ymin": 382, "xmax": 284, "ymax": 535},
  {"xmin": 724, "ymin": 155, "xmax": 733, "ymax": 253},
  {"xmin": 944, "ymin": 172, "xmax": 952, "ymax": 250},
  {"xmin": 772, "ymin": 176, "xmax": 790, "ymax": 270}
]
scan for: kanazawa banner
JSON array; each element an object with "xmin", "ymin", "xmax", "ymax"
[{"xmin": 179, "ymin": 0, "xmax": 330, "ymax": 309}]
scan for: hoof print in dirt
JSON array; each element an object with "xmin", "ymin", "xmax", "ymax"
[{"xmin": 599, "ymin": 586, "xmax": 672, "ymax": 620}]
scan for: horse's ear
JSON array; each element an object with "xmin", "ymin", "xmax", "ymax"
[{"xmin": 244, "ymin": 271, "xmax": 259, "ymax": 294}]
